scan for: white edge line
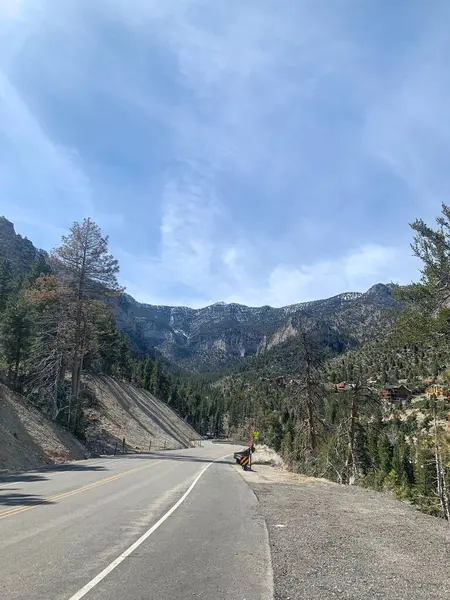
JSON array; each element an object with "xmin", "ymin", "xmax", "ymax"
[
  {"xmin": 1, "ymin": 481, "xmax": 24, "ymax": 488},
  {"xmin": 67, "ymin": 452, "xmax": 233, "ymax": 600}
]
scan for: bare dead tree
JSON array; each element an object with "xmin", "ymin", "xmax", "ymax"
[
  {"xmin": 341, "ymin": 382, "xmax": 376, "ymax": 484},
  {"xmin": 294, "ymin": 320, "xmax": 326, "ymax": 455}
]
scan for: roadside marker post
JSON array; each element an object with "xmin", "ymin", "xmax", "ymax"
[{"xmin": 240, "ymin": 455, "xmax": 250, "ymax": 469}]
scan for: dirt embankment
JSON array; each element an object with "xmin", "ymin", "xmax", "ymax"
[
  {"xmin": 82, "ymin": 375, "xmax": 200, "ymax": 453},
  {"xmin": 0, "ymin": 384, "xmax": 88, "ymax": 474},
  {"xmin": 0, "ymin": 375, "xmax": 201, "ymax": 473}
]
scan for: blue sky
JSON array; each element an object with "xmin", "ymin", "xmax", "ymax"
[{"xmin": 1, "ymin": 0, "xmax": 449, "ymax": 307}]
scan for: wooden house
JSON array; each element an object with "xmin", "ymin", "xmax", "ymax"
[{"xmin": 379, "ymin": 384, "xmax": 411, "ymax": 403}]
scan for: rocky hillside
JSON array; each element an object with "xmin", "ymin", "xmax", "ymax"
[
  {"xmin": 117, "ymin": 284, "xmax": 400, "ymax": 372},
  {"xmin": 0, "ymin": 217, "xmax": 46, "ymax": 276}
]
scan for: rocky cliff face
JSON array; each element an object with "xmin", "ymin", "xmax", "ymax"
[
  {"xmin": 116, "ymin": 284, "xmax": 399, "ymax": 372},
  {"xmin": 0, "ymin": 217, "xmax": 46, "ymax": 274}
]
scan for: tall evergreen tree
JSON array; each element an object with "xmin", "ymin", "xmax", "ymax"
[
  {"xmin": 0, "ymin": 259, "xmax": 14, "ymax": 314},
  {"xmin": 51, "ymin": 218, "xmax": 122, "ymax": 419},
  {"xmin": 1, "ymin": 294, "xmax": 33, "ymax": 390}
]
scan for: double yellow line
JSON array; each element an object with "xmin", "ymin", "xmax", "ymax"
[{"xmin": 0, "ymin": 460, "xmax": 162, "ymax": 521}]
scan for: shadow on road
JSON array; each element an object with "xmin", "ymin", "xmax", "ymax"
[
  {"xmin": 43, "ymin": 464, "xmax": 107, "ymax": 473},
  {"xmin": 0, "ymin": 492, "xmax": 54, "ymax": 507},
  {"xmin": 0, "ymin": 474, "xmax": 48, "ymax": 485},
  {"xmin": 0, "ymin": 463, "xmax": 106, "ymax": 486},
  {"xmin": 115, "ymin": 452, "xmax": 235, "ymax": 465}
]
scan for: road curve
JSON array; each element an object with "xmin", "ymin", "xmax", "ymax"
[{"xmin": 0, "ymin": 442, "xmax": 273, "ymax": 600}]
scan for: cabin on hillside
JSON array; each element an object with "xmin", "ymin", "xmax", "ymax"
[
  {"xmin": 426, "ymin": 384, "xmax": 449, "ymax": 399},
  {"xmin": 379, "ymin": 384, "xmax": 411, "ymax": 403},
  {"xmin": 336, "ymin": 382, "xmax": 356, "ymax": 392}
]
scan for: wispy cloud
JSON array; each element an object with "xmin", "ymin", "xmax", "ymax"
[
  {"xmin": 0, "ymin": 70, "xmax": 92, "ymax": 219},
  {"xmin": 0, "ymin": 1, "xmax": 448, "ymax": 306}
]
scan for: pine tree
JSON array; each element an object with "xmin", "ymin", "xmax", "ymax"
[
  {"xmin": 414, "ymin": 438, "xmax": 436, "ymax": 511},
  {"xmin": 141, "ymin": 359, "xmax": 152, "ymax": 390},
  {"xmin": 282, "ymin": 429, "xmax": 293, "ymax": 457},
  {"xmin": 0, "ymin": 259, "xmax": 14, "ymax": 314},
  {"xmin": 28, "ymin": 255, "xmax": 52, "ymax": 284},
  {"xmin": 26, "ymin": 274, "xmax": 68, "ymax": 419},
  {"xmin": 96, "ymin": 312, "xmax": 120, "ymax": 375},
  {"xmin": 377, "ymin": 435, "xmax": 393, "ymax": 479},
  {"xmin": 115, "ymin": 332, "xmax": 133, "ymax": 381},
  {"xmin": 51, "ymin": 218, "xmax": 122, "ymax": 418},
  {"xmin": 1, "ymin": 294, "xmax": 33, "ymax": 390}
]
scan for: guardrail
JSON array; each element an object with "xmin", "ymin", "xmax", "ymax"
[{"xmin": 90, "ymin": 437, "xmax": 204, "ymax": 456}]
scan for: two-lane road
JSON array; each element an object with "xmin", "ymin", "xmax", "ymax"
[{"xmin": 0, "ymin": 443, "xmax": 273, "ymax": 600}]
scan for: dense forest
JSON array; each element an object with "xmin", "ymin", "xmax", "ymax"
[{"xmin": 219, "ymin": 204, "xmax": 450, "ymax": 519}]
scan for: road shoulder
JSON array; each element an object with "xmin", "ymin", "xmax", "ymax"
[{"xmin": 236, "ymin": 464, "xmax": 450, "ymax": 600}]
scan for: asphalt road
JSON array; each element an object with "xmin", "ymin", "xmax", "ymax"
[{"xmin": 0, "ymin": 443, "xmax": 273, "ymax": 600}]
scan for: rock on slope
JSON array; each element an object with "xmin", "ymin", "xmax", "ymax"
[
  {"xmin": 0, "ymin": 384, "xmax": 88, "ymax": 473},
  {"xmin": 83, "ymin": 375, "xmax": 200, "ymax": 453}
]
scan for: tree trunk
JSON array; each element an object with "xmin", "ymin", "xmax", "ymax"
[
  {"xmin": 71, "ymin": 235, "xmax": 88, "ymax": 413},
  {"xmin": 13, "ymin": 334, "xmax": 22, "ymax": 391},
  {"xmin": 433, "ymin": 403, "xmax": 450, "ymax": 520},
  {"xmin": 344, "ymin": 390, "xmax": 358, "ymax": 484},
  {"xmin": 304, "ymin": 353, "xmax": 317, "ymax": 453},
  {"xmin": 52, "ymin": 354, "xmax": 64, "ymax": 421}
]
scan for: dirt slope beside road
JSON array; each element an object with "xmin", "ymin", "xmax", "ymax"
[
  {"xmin": 83, "ymin": 375, "xmax": 200, "ymax": 453},
  {"xmin": 239, "ymin": 465, "xmax": 450, "ymax": 600},
  {"xmin": 0, "ymin": 384, "xmax": 87, "ymax": 473}
]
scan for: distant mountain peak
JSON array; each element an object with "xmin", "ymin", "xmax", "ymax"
[
  {"xmin": 117, "ymin": 283, "xmax": 399, "ymax": 372},
  {"xmin": 366, "ymin": 283, "xmax": 392, "ymax": 294}
]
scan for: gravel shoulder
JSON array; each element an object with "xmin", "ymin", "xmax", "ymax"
[{"xmin": 236, "ymin": 464, "xmax": 450, "ymax": 600}]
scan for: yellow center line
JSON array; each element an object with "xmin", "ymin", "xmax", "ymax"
[{"xmin": 0, "ymin": 460, "xmax": 163, "ymax": 521}]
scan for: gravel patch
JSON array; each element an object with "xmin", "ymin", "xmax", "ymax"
[{"xmin": 238, "ymin": 465, "xmax": 450, "ymax": 599}]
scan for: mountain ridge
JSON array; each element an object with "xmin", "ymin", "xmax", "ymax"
[
  {"xmin": 128, "ymin": 284, "xmax": 391, "ymax": 313},
  {"xmin": 0, "ymin": 216, "xmax": 400, "ymax": 373},
  {"xmin": 117, "ymin": 283, "xmax": 399, "ymax": 372}
]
